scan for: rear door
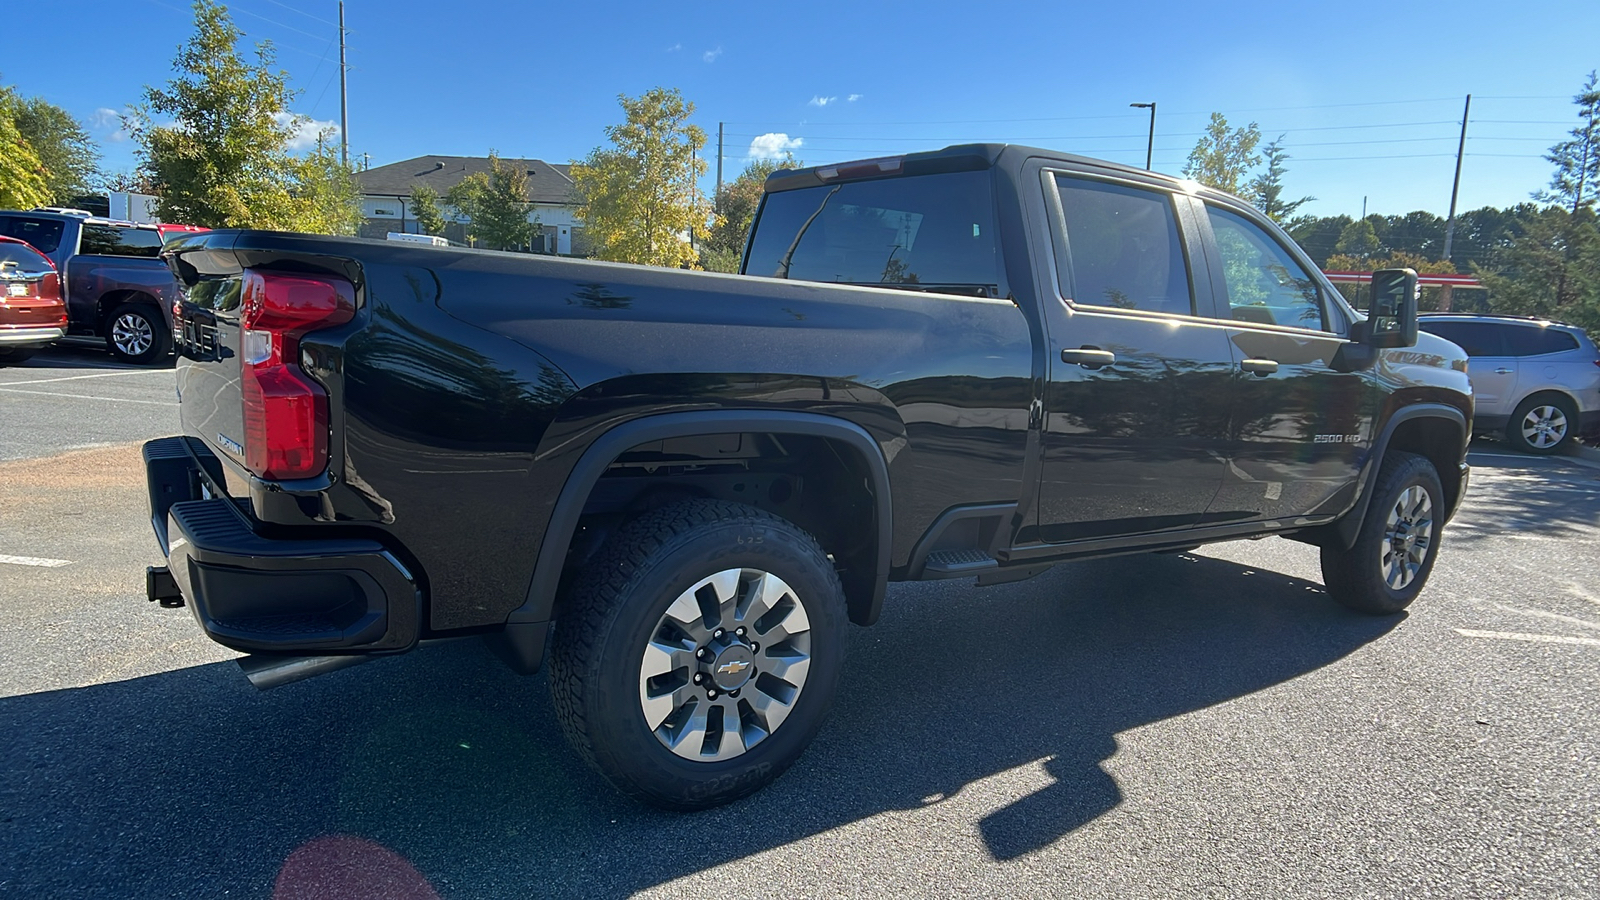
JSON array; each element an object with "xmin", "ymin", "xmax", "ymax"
[
  {"xmin": 1029, "ymin": 169, "xmax": 1234, "ymax": 543},
  {"xmin": 1419, "ymin": 320, "xmax": 1515, "ymax": 417}
]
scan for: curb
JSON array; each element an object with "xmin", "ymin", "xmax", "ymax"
[{"xmin": 1563, "ymin": 442, "xmax": 1600, "ymax": 471}]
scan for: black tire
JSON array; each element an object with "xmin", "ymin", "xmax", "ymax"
[
  {"xmin": 104, "ymin": 302, "xmax": 170, "ymax": 365},
  {"xmin": 1505, "ymin": 394, "xmax": 1577, "ymax": 455},
  {"xmin": 0, "ymin": 347, "xmax": 38, "ymax": 365},
  {"xmin": 549, "ymin": 499, "xmax": 847, "ymax": 810},
  {"xmin": 1320, "ymin": 450, "xmax": 1443, "ymax": 615}
]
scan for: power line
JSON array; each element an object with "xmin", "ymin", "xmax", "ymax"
[{"xmin": 258, "ymin": 0, "xmax": 339, "ymax": 26}]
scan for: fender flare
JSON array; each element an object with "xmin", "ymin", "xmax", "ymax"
[
  {"xmin": 508, "ymin": 409, "xmax": 894, "ymax": 635},
  {"xmin": 1334, "ymin": 402, "xmax": 1468, "ymax": 550}
]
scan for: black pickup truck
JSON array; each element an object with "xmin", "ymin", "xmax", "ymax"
[{"xmin": 143, "ymin": 144, "xmax": 1473, "ymax": 809}]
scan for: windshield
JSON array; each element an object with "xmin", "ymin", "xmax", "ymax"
[{"xmin": 743, "ymin": 170, "xmax": 999, "ymax": 297}]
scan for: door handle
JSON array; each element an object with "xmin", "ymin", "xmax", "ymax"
[
  {"xmin": 1240, "ymin": 358, "xmax": 1279, "ymax": 376},
  {"xmin": 1061, "ymin": 347, "xmax": 1116, "ymax": 369},
  {"xmin": 1494, "ymin": 367, "xmax": 1513, "ymax": 374}
]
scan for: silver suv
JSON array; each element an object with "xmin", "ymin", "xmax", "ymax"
[{"xmin": 1419, "ymin": 314, "xmax": 1600, "ymax": 454}]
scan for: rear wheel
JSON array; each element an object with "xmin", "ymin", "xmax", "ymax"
[
  {"xmin": 105, "ymin": 302, "xmax": 170, "ymax": 365},
  {"xmin": 1505, "ymin": 395, "xmax": 1576, "ymax": 455},
  {"xmin": 0, "ymin": 348, "xmax": 38, "ymax": 365},
  {"xmin": 1321, "ymin": 450, "xmax": 1443, "ymax": 615},
  {"xmin": 549, "ymin": 499, "xmax": 847, "ymax": 809}
]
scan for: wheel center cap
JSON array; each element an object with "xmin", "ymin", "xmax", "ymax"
[{"xmin": 710, "ymin": 644, "xmax": 755, "ymax": 691}]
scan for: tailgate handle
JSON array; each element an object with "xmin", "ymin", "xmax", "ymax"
[
  {"xmin": 1240, "ymin": 358, "xmax": 1279, "ymax": 376},
  {"xmin": 1061, "ymin": 347, "xmax": 1116, "ymax": 369},
  {"xmin": 1493, "ymin": 367, "xmax": 1513, "ymax": 374}
]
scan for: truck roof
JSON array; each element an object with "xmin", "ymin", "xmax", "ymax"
[{"xmin": 763, "ymin": 143, "xmax": 1192, "ymax": 194}]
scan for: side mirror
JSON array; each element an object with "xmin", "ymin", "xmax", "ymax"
[{"xmin": 1365, "ymin": 268, "xmax": 1419, "ymax": 349}]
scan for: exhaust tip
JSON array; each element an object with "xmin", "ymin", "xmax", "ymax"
[{"xmin": 238, "ymin": 653, "xmax": 374, "ymax": 690}]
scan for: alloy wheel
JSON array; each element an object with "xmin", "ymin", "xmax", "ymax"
[
  {"xmin": 638, "ymin": 567, "xmax": 813, "ymax": 762},
  {"xmin": 111, "ymin": 312, "xmax": 154, "ymax": 357},
  {"xmin": 1520, "ymin": 405, "xmax": 1569, "ymax": 450},
  {"xmin": 1381, "ymin": 485, "xmax": 1434, "ymax": 591}
]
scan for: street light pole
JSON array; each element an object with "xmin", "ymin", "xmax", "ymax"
[{"xmin": 1130, "ymin": 102, "xmax": 1155, "ymax": 170}]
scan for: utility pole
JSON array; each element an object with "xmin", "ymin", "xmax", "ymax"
[
  {"xmin": 716, "ymin": 122, "xmax": 724, "ymax": 210},
  {"xmin": 1442, "ymin": 94, "xmax": 1471, "ymax": 264},
  {"xmin": 1439, "ymin": 94, "xmax": 1471, "ymax": 313},
  {"xmin": 1130, "ymin": 102, "xmax": 1156, "ymax": 170},
  {"xmin": 338, "ymin": 0, "xmax": 349, "ymax": 167}
]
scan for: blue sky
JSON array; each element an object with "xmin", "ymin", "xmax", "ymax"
[{"xmin": 7, "ymin": 0, "xmax": 1599, "ymax": 219}]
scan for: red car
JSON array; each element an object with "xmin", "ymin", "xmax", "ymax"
[{"xmin": 0, "ymin": 235, "xmax": 66, "ymax": 364}]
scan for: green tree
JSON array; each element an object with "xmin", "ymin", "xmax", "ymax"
[
  {"xmin": 7, "ymin": 94, "xmax": 101, "ymax": 204},
  {"xmin": 700, "ymin": 153, "xmax": 801, "ymax": 273},
  {"xmin": 288, "ymin": 136, "xmax": 363, "ymax": 235},
  {"xmin": 1538, "ymin": 71, "xmax": 1600, "ymax": 216},
  {"xmin": 408, "ymin": 184, "xmax": 450, "ymax": 237},
  {"xmin": 1334, "ymin": 218, "xmax": 1380, "ymax": 259},
  {"xmin": 1248, "ymin": 136, "xmax": 1312, "ymax": 223},
  {"xmin": 1288, "ymin": 214, "xmax": 1353, "ymax": 267},
  {"xmin": 573, "ymin": 87, "xmax": 709, "ymax": 268},
  {"xmin": 1184, "ymin": 112, "xmax": 1261, "ymax": 196},
  {"xmin": 1477, "ymin": 206, "xmax": 1600, "ymax": 330},
  {"xmin": 131, "ymin": 0, "xmax": 358, "ymax": 233},
  {"xmin": 445, "ymin": 153, "xmax": 535, "ymax": 251},
  {"xmin": 0, "ymin": 84, "xmax": 50, "ymax": 209}
]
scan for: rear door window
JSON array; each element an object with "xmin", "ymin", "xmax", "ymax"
[
  {"xmin": 1502, "ymin": 324, "xmax": 1579, "ymax": 357},
  {"xmin": 79, "ymin": 224, "xmax": 164, "ymax": 258},
  {"xmin": 2, "ymin": 217, "xmax": 66, "ymax": 254},
  {"xmin": 1052, "ymin": 175, "xmax": 1193, "ymax": 316},
  {"xmin": 743, "ymin": 170, "xmax": 999, "ymax": 297},
  {"xmin": 1419, "ymin": 321, "xmax": 1506, "ymax": 357}
]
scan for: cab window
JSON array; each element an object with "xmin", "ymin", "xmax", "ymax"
[
  {"xmin": 1206, "ymin": 205, "xmax": 1328, "ymax": 332},
  {"xmin": 80, "ymin": 224, "xmax": 164, "ymax": 258},
  {"xmin": 1053, "ymin": 175, "xmax": 1193, "ymax": 316}
]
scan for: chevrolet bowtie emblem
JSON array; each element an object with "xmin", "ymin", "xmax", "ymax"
[{"xmin": 717, "ymin": 659, "xmax": 751, "ymax": 676}]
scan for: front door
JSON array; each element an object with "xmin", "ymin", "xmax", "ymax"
[
  {"xmin": 1196, "ymin": 202, "xmax": 1372, "ymax": 523},
  {"xmin": 1032, "ymin": 172, "xmax": 1234, "ymax": 543}
]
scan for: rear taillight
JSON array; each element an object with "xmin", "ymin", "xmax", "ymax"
[{"xmin": 239, "ymin": 270, "xmax": 354, "ymax": 480}]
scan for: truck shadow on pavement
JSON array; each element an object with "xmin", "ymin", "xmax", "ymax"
[{"xmin": 0, "ymin": 552, "xmax": 1397, "ymax": 898}]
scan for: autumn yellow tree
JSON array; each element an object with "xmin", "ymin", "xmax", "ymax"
[{"xmin": 573, "ymin": 88, "xmax": 710, "ymax": 267}]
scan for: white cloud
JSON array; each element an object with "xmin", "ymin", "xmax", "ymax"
[
  {"xmin": 703, "ymin": 46, "xmax": 722, "ymax": 63},
  {"xmin": 808, "ymin": 95, "xmax": 837, "ymax": 107},
  {"xmin": 748, "ymin": 132, "xmax": 804, "ymax": 160},
  {"xmin": 91, "ymin": 107, "xmax": 132, "ymax": 142},
  {"xmin": 275, "ymin": 113, "xmax": 340, "ymax": 151},
  {"xmin": 666, "ymin": 42, "xmax": 682, "ymax": 51},
  {"xmin": 847, "ymin": 94, "xmax": 863, "ymax": 102}
]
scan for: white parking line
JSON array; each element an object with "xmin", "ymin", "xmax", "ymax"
[
  {"xmin": 0, "ymin": 369, "xmax": 172, "ymax": 387},
  {"xmin": 0, "ymin": 387, "xmax": 176, "ymax": 406},
  {"xmin": 1456, "ymin": 628, "xmax": 1600, "ymax": 648},
  {"xmin": 0, "ymin": 554, "xmax": 73, "ymax": 568}
]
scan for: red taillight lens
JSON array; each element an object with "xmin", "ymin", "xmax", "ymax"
[{"xmin": 238, "ymin": 270, "xmax": 355, "ymax": 481}]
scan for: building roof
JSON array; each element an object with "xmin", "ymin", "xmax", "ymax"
[{"xmin": 356, "ymin": 156, "xmax": 576, "ymax": 205}]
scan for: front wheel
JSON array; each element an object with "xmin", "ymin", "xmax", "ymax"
[
  {"xmin": 549, "ymin": 499, "xmax": 847, "ymax": 809},
  {"xmin": 105, "ymin": 302, "xmax": 171, "ymax": 365},
  {"xmin": 1321, "ymin": 450, "xmax": 1444, "ymax": 615}
]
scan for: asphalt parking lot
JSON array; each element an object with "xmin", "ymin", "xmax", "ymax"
[{"xmin": 2, "ymin": 345, "xmax": 1597, "ymax": 898}]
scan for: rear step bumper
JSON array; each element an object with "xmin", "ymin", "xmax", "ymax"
[{"xmin": 142, "ymin": 436, "xmax": 422, "ymax": 655}]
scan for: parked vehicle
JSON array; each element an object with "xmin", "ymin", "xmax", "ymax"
[
  {"xmin": 1419, "ymin": 314, "xmax": 1600, "ymax": 454},
  {"xmin": 0, "ymin": 209, "xmax": 178, "ymax": 364},
  {"xmin": 0, "ymin": 235, "xmax": 66, "ymax": 365},
  {"xmin": 142, "ymin": 144, "xmax": 1473, "ymax": 809}
]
